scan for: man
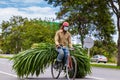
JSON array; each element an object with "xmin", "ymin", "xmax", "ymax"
[{"xmin": 54, "ymin": 21, "xmax": 74, "ymax": 65}]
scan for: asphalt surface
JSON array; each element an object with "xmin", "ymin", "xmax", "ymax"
[
  {"xmin": 0, "ymin": 58, "xmax": 97, "ymax": 80},
  {"xmin": 1, "ymin": 55, "xmax": 120, "ymax": 80}
]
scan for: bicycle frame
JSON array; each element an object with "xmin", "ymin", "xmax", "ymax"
[{"xmin": 68, "ymin": 55, "xmax": 73, "ymax": 69}]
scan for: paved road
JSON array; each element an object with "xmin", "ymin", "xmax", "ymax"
[
  {"xmin": 0, "ymin": 58, "xmax": 97, "ymax": 80},
  {"xmin": 90, "ymin": 67, "xmax": 120, "ymax": 80},
  {"xmin": 0, "ymin": 58, "xmax": 18, "ymax": 80},
  {"xmin": 0, "ymin": 58, "xmax": 120, "ymax": 80}
]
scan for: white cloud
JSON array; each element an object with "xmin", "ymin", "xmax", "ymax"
[
  {"xmin": 0, "ymin": 6, "xmax": 57, "ymax": 23},
  {"xmin": 21, "ymin": 6, "xmax": 55, "ymax": 14},
  {"xmin": 10, "ymin": 0, "xmax": 44, "ymax": 3}
]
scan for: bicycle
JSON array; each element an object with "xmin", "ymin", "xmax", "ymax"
[{"xmin": 51, "ymin": 47, "xmax": 77, "ymax": 80}]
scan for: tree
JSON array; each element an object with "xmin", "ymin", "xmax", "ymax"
[
  {"xmin": 105, "ymin": 0, "xmax": 120, "ymax": 66},
  {"xmin": 0, "ymin": 16, "xmax": 58, "ymax": 54},
  {"xmin": 45, "ymin": 0, "xmax": 116, "ymax": 47},
  {"xmin": 0, "ymin": 16, "xmax": 28, "ymax": 54},
  {"xmin": 0, "ymin": 34, "xmax": 2, "ymax": 50}
]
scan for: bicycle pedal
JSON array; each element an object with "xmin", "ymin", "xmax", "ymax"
[{"xmin": 53, "ymin": 65, "xmax": 58, "ymax": 69}]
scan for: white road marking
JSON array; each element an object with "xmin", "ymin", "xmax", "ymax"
[
  {"xmin": 0, "ymin": 70, "xmax": 106, "ymax": 80},
  {"xmin": 0, "ymin": 71, "xmax": 17, "ymax": 77},
  {"xmin": 86, "ymin": 76, "xmax": 105, "ymax": 80}
]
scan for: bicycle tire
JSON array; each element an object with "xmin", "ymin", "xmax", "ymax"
[
  {"xmin": 51, "ymin": 60, "xmax": 62, "ymax": 79},
  {"xmin": 66, "ymin": 56, "xmax": 77, "ymax": 80}
]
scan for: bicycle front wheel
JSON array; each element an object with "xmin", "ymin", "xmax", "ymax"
[
  {"xmin": 51, "ymin": 60, "xmax": 62, "ymax": 79},
  {"xmin": 66, "ymin": 56, "xmax": 77, "ymax": 80}
]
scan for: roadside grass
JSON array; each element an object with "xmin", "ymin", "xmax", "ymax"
[
  {"xmin": 91, "ymin": 63, "xmax": 120, "ymax": 69},
  {"xmin": 0, "ymin": 55, "xmax": 12, "ymax": 59}
]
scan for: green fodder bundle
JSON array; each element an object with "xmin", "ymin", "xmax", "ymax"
[{"xmin": 11, "ymin": 43, "xmax": 91, "ymax": 78}]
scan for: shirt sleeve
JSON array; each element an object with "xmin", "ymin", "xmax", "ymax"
[
  {"xmin": 54, "ymin": 31, "xmax": 59, "ymax": 46},
  {"xmin": 68, "ymin": 33, "xmax": 73, "ymax": 48}
]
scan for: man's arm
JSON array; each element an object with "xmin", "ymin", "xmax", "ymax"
[
  {"xmin": 54, "ymin": 31, "xmax": 59, "ymax": 46},
  {"xmin": 68, "ymin": 33, "xmax": 73, "ymax": 48}
]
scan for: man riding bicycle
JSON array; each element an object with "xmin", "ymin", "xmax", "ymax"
[{"xmin": 54, "ymin": 22, "xmax": 74, "ymax": 67}]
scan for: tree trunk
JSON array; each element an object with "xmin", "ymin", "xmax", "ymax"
[
  {"xmin": 117, "ymin": 34, "xmax": 120, "ymax": 66},
  {"xmin": 117, "ymin": 16, "xmax": 120, "ymax": 66}
]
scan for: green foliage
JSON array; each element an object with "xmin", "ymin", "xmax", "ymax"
[
  {"xmin": 0, "ymin": 35, "xmax": 2, "ymax": 50},
  {"xmin": 0, "ymin": 16, "xmax": 59, "ymax": 54},
  {"xmin": 72, "ymin": 44, "xmax": 91, "ymax": 78},
  {"xmin": 0, "ymin": 55, "xmax": 11, "ymax": 59},
  {"xmin": 91, "ymin": 63, "xmax": 120, "ymax": 69},
  {"xmin": 91, "ymin": 40, "xmax": 117, "ymax": 63},
  {"xmin": 11, "ymin": 43, "xmax": 91, "ymax": 78}
]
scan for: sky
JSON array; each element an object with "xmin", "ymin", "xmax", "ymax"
[
  {"xmin": 0, "ymin": 0, "xmax": 118, "ymax": 43},
  {"xmin": 0, "ymin": 0, "xmax": 59, "ymax": 23}
]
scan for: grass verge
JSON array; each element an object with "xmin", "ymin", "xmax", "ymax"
[
  {"xmin": 0, "ymin": 55, "xmax": 12, "ymax": 59},
  {"xmin": 91, "ymin": 63, "xmax": 120, "ymax": 69}
]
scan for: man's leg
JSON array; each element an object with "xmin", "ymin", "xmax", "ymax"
[
  {"xmin": 63, "ymin": 48, "xmax": 70, "ymax": 66},
  {"xmin": 56, "ymin": 48, "xmax": 64, "ymax": 62},
  {"xmin": 54, "ymin": 48, "xmax": 64, "ymax": 69}
]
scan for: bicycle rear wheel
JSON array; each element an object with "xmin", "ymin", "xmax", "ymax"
[
  {"xmin": 51, "ymin": 60, "xmax": 62, "ymax": 79},
  {"xmin": 66, "ymin": 56, "xmax": 77, "ymax": 80}
]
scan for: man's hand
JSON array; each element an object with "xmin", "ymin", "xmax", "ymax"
[
  {"xmin": 56, "ymin": 45, "xmax": 61, "ymax": 49},
  {"xmin": 69, "ymin": 47, "xmax": 74, "ymax": 50}
]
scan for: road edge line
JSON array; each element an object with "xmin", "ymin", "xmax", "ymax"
[
  {"xmin": 0, "ymin": 71, "xmax": 17, "ymax": 78},
  {"xmin": 86, "ymin": 76, "xmax": 105, "ymax": 80}
]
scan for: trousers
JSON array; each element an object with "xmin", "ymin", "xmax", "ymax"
[{"xmin": 56, "ymin": 47, "xmax": 69, "ymax": 64}]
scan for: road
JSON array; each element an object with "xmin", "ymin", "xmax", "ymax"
[
  {"xmin": 0, "ymin": 58, "xmax": 120, "ymax": 80},
  {"xmin": 90, "ymin": 67, "xmax": 120, "ymax": 80}
]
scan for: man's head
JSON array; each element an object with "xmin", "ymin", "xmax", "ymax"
[
  {"xmin": 62, "ymin": 22, "xmax": 69, "ymax": 31},
  {"xmin": 62, "ymin": 22, "xmax": 69, "ymax": 27}
]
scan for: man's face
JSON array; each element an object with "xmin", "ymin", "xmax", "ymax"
[{"xmin": 63, "ymin": 26, "xmax": 69, "ymax": 31}]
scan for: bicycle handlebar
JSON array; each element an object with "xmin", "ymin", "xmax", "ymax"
[{"xmin": 57, "ymin": 45, "xmax": 75, "ymax": 51}]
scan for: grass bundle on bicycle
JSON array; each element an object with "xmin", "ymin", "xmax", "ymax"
[{"xmin": 11, "ymin": 43, "xmax": 91, "ymax": 79}]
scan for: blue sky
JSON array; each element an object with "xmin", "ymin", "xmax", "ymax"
[
  {"xmin": 0, "ymin": 0, "xmax": 59, "ymax": 23},
  {"xmin": 0, "ymin": 0, "xmax": 50, "ymax": 8}
]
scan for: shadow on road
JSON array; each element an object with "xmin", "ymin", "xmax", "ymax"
[
  {"xmin": 24, "ymin": 77, "xmax": 66, "ymax": 80},
  {"xmin": 21, "ymin": 77, "xmax": 94, "ymax": 80}
]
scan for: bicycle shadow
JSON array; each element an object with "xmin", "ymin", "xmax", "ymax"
[
  {"xmin": 22, "ymin": 77, "xmax": 68, "ymax": 80},
  {"xmin": 20, "ymin": 77, "xmax": 93, "ymax": 80}
]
